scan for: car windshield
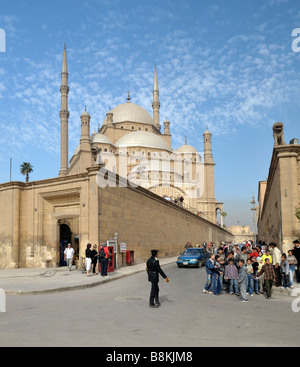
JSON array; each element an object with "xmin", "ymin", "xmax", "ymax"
[{"xmin": 184, "ymin": 249, "xmax": 201, "ymax": 256}]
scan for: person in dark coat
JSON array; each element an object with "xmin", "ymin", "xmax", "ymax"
[
  {"xmin": 293, "ymin": 240, "xmax": 300, "ymax": 283},
  {"xmin": 146, "ymin": 249, "xmax": 170, "ymax": 308},
  {"xmin": 91, "ymin": 244, "xmax": 99, "ymax": 275}
]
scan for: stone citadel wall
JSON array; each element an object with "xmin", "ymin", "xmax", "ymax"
[
  {"xmin": 0, "ymin": 172, "xmax": 232, "ymax": 269},
  {"xmin": 99, "ymin": 183, "xmax": 233, "ymax": 267}
]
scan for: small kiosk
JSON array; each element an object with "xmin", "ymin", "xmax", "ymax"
[{"xmin": 107, "ymin": 240, "xmax": 118, "ymax": 270}]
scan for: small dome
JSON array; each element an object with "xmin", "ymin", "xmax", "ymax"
[
  {"xmin": 203, "ymin": 129, "xmax": 211, "ymax": 135},
  {"xmin": 103, "ymin": 102, "xmax": 154, "ymax": 126},
  {"xmin": 176, "ymin": 144, "xmax": 198, "ymax": 154},
  {"xmin": 115, "ymin": 131, "xmax": 172, "ymax": 151},
  {"xmin": 81, "ymin": 106, "xmax": 90, "ymax": 118},
  {"xmin": 92, "ymin": 133, "xmax": 114, "ymax": 146}
]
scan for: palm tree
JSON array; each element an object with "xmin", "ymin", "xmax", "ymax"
[{"xmin": 20, "ymin": 162, "xmax": 33, "ymax": 182}]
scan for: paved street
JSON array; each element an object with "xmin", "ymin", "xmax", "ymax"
[{"xmin": 1, "ymin": 262, "xmax": 300, "ymax": 347}]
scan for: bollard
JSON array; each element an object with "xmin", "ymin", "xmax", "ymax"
[{"xmin": 0, "ymin": 288, "xmax": 6, "ymax": 312}]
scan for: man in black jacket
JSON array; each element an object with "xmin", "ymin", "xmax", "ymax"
[
  {"xmin": 293, "ymin": 240, "xmax": 300, "ymax": 283},
  {"xmin": 146, "ymin": 249, "xmax": 170, "ymax": 308}
]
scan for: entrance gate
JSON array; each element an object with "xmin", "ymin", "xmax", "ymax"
[{"xmin": 59, "ymin": 224, "xmax": 72, "ymax": 267}]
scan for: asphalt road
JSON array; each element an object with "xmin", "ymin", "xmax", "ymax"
[{"xmin": 1, "ymin": 262, "xmax": 300, "ymax": 347}]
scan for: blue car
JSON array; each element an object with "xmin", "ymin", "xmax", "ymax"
[{"xmin": 177, "ymin": 248, "xmax": 210, "ymax": 268}]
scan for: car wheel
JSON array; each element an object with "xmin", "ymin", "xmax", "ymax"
[{"xmin": 198, "ymin": 260, "xmax": 203, "ymax": 268}]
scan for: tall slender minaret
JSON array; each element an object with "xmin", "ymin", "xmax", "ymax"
[
  {"xmin": 59, "ymin": 44, "xmax": 69, "ymax": 176},
  {"xmin": 201, "ymin": 127, "xmax": 217, "ymax": 223},
  {"xmin": 152, "ymin": 65, "xmax": 161, "ymax": 131},
  {"xmin": 80, "ymin": 106, "xmax": 91, "ymax": 151},
  {"xmin": 203, "ymin": 128, "xmax": 214, "ymax": 166},
  {"xmin": 203, "ymin": 128, "xmax": 215, "ymax": 200}
]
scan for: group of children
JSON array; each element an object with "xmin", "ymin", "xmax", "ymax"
[{"xmin": 202, "ymin": 242, "xmax": 298, "ymax": 302}]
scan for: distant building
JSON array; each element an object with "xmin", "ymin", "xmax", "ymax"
[
  {"xmin": 226, "ymin": 225, "xmax": 255, "ymax": 244},
  {"xmin": 257, "ymin": 122, "xmax": 300, "ymax": 253}
]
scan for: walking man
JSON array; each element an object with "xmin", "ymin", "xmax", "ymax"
[
  {"xmin": 146, "ymin": 249, "xmax": 170, "ymax": 308},
  {"xmin": 64, "ymin": 243, "xmax": 74, "ymax": 271}
]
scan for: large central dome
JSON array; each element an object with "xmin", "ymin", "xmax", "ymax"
[{"xmin": 104, "ymin": 102, "xmax": 154, "ymax": 126}]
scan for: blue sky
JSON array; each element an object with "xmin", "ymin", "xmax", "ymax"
[{"xmin": 0, "ymin": 0, "xmax": 300, "ymax": 228}]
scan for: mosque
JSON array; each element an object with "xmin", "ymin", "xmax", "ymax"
[
  {"xmin": 0, "ymin": 47, "xmax": 231, "ymax": 269},
  {"xmin": 62, "ymin": 46, "xmax": 223, "ymax": 223}
]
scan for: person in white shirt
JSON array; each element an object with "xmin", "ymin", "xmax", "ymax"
[
  {"xmin": 64, "ymin": 244, "xmax": 75, "ymax": 271},
  {"xmin": 270, "ymin": 243, "xmax": 282, "ymax": 286}
]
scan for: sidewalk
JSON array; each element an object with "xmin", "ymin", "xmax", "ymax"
[{"xmin": 0, "ymin": 256, "xmax": 178, "ymax": 295}]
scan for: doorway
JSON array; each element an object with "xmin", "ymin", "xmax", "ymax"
[{"xmin": 59, "ymin": 224, "xmax": 72, "ymax": 267}]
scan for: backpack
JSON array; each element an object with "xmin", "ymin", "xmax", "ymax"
[{"xmin": 99, "ymin": 247, "xmax": 105, "ymax": 259}]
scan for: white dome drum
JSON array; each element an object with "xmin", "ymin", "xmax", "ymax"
[{"xmin": 115, "ymin": 131, "xmax": 172, "ymax": 152}]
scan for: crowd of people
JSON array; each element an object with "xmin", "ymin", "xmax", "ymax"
[
  {"xmin": 64, "ymin": 242, "xmax": 111, "ymax": 277},
  {"xmin": 202, "ymin": 239, "xmax": 300, "ymax": 301}
]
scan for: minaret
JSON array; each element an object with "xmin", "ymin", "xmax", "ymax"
[
  {"xmin": 163, "ymin": 117, "xmax": 171, "ymax": 146},
  {"xmin": 152, "ymin": 65, "xmax": 161, "ymax": 131},
  {"xmin": 59, "ymin": 44, "xmax": 70, "ymax": 176},
  {"xmin": 80, "ymin": 106, "xmax": 91, "ymax": 151},
  {"xmin": 202, "ymin": 128, "xmax": 216, "ymax": 217},
  {"xmin": 164, "ymin": 118, "xmax": 170, "ymax": 135},
  {"xmin": 203, "ymin": 128, "xmax": 214, "ymax": 166},
  {"xmin": 79, "ymin": 106, "xmax": 92, "ymax": 172}
]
